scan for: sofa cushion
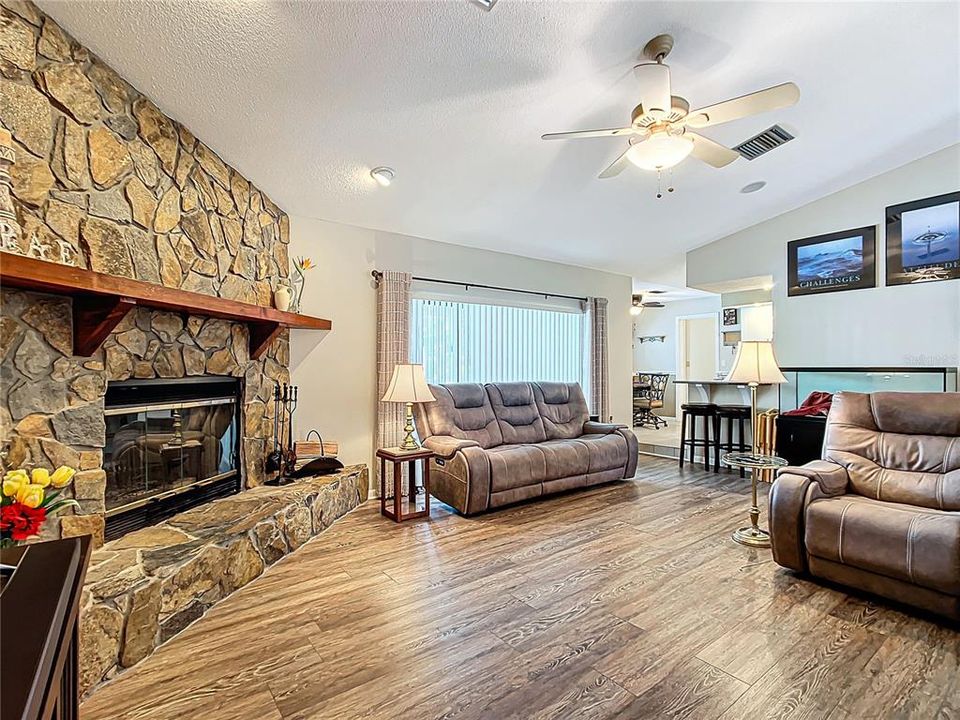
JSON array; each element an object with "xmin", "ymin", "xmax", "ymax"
[
  {"xmin": 417, "ymin": 383, "xmax": 502, "ymax": 449},
  {"xmin": 490, "ymin": 484, "xmax": 542, "ymax": 509},
  {"xmin": 486, "ymin": 444, "xmax": 547, "ymax": 492},
  {"xmin": 805, "ymin": 494, "xmax": 960, "ymax": 595},
  {"xmin": 576, "ymin": 433, "xmax": 628, "ymax": 473},
  {"xmin": 533, "ymin": 382, "xmax": 590, "ymax": 440},
  {"xmin": 486, "ymin": 382, "xmax": 547, "ymax": 444},
  {"xmin": 823, "ymin": 391, "xmax": 960, "ymax": 510},
  {"xmin": 537, "ymin": 439, "xmax": 590, "ymax": 480}
]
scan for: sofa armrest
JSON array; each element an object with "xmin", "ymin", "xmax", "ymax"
[
  {"xmin": 422, "ymin": 435, "xmax": 480, "ymax": 460},
  {"xmin": 778, "ymin": 460, "xmax": 849, "ymax": 496},
  {"xmin": 769, "ymin": 460, "xmax": 848, "ymax": 573},
  {"xmin": 769, "ymin": 473, "xmax": 812, "ymax": 572},
  {"xmin": 582, "ymin": 421, "xmax": 627, "ymax": 435},
  {"xmin": 419, "ymin": 439, "xmax": 490, "ymax": 515}
]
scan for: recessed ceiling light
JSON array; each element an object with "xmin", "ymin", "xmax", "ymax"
[
  {"xmin": 740, "ymin": 181, "xmax": 766, "ymax": 194},
  {"xmin": 370, "ymin": 167, "xmax": 395, "ymax": 187}
]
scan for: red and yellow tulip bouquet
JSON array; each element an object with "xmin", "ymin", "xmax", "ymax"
[{"xmin": 1, "ymin": 466, "xmax": 78, "ymax": 547}]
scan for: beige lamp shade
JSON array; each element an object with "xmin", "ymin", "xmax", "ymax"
[
  {"xmin": 725, "ymin": 341, "xmax": 787, "ymax": 385},
  {"xmin": 381, "ymin": 364, "xmax": 436, "ymax": 403}
]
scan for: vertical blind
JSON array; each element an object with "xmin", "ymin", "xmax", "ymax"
[{"xmin": 410, "ymin": 298, "xmax": 586, "ymax": 386}]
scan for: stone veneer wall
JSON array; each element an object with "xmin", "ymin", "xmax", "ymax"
[{"xmin": 0, "ymin": 0, "xmax": 293, "ymax": 543}]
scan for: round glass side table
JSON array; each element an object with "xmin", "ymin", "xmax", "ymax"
[{"xmin": 722, "ymin": 452, "xmax": 789, "ymax": 548}]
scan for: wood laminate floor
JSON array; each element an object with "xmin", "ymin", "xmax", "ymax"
[{"xmin": 81, "ymin": 457, "xmax": 959, "ymax": 720}]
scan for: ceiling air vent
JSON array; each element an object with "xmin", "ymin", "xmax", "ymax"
[{"xmin": 734, "ymin": 125, "xmax": 794, "ymax": 160}]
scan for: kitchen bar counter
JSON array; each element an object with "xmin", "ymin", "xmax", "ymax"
[{"xmin": 673, "ymin": 379, "xmax": 774, "ymax": 405}]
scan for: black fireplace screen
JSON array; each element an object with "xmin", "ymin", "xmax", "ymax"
[{"xmin": 103, "ymin": 378, "xmax": 240, "ymax": 515}]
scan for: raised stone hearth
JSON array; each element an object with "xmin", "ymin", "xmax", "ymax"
[{"xmin": 79, "ymin": 464, "xmax": 367, "ymax": 696}]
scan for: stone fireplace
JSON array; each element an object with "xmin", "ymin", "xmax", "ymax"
[
  {"xmin": 0, "ymin": 0, "xmax": 294, "ymax": 544},
  {"xmin": 0, "ymin": 2, "xmax": 370, "ymax": 698}
]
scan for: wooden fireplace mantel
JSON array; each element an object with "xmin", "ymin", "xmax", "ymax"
[{"xmin": 0, "ymin": 252, "xmax": 331, "ymax": 359}]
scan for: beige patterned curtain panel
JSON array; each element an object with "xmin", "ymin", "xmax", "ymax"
[
  {"xmin": 376, "ymin": 270, "xmax": 412, "ymax": 497},
  {"xmin": 587, "ymin": 296, "xmax": 610, "ymax": 421}
]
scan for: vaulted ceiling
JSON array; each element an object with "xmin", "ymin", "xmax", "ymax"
[{"xmin": 40, "ymin": 1, "xmax": 960, "ymax": 287}]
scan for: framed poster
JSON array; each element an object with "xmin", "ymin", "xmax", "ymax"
[
  {"xmin": 722, "ymin": 308, "xmax": 738, "ymax": 326},
  {"xmin": 885, "ymin": 192, "xmax": 960, "ymax": 286},
  {"xmin": 787, "ymin": 226, "xmax": 876, "ymax": 297}
]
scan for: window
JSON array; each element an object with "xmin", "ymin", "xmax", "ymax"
[{"xmin": 410, "ymin": 298, "xmax": 587, "ymax": 387}]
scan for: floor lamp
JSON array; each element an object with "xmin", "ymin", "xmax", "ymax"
[{"xmin": 725, "ymin": 340, "xmax": 787, "ymax": 547}]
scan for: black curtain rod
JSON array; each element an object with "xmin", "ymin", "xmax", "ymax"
[{"xmin": 371, "ymin": 270, "xmax": 588, "ymax": 303}]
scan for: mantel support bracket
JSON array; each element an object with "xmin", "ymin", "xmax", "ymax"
[
  {"xmin": 249, "ymin": 321, "xmax": 284, "ymax": 360},
  {"xmin": 73, "ymin": 296, "xmax": 137, "ymax": 357}
]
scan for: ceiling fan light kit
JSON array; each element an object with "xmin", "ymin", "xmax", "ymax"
[
  {"xmin": 541, "ymin": 34, "xmax": 800, "ymax": 197},
  {"xmin": 627, "ymin": 130, "xmax": 693, "ymax": 171}
]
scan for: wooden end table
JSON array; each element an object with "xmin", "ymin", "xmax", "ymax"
[{"xmin": 376, "ymin": 447, "xmax": 433, "ymax": 522}]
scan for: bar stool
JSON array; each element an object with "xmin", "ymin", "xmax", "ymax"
[
  {"xmin": 679, "ymin": 403, "xmax": 717, "ymax": 471},
  {"xmin": 713, "ymin": 405, "xmax": 752, "ymax": 477}
]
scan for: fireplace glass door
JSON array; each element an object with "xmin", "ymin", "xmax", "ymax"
[{"xmin": 104, "ymin": 396, "xmax": 238, "ymax": 514}]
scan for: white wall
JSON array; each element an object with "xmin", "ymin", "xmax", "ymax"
[
  {"xmin": 289, "ymin": 217, "xmax": 633, "ymax": 477},
  {"xmin": 286, "ymin": 219, "xmax": 379, "ymax": 482},
  {"xmin": 687, "ymin": 145, "xmax": 960, "ymax": 369},
  {"xmin": 633, "ymin": 296, "xmax": 721, "ymax": 375}
]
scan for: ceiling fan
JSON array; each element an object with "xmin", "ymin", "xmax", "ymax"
[{"xmin": 542, "ymin": 34, "xmax": 799, "ymax": 188}]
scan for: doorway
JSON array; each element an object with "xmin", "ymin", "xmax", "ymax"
[{"xmin": 675, "ymin": 314, "xmax": 719, "ymax": 411}]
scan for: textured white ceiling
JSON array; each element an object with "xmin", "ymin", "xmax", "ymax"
[{"xmin": 40, "ymin": 1, "xmax": 960, "ymax": 287}]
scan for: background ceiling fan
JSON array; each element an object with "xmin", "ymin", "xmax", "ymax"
[{"xmin": 542, "ymin": 34, "xmax": 799, "ymax": 183}]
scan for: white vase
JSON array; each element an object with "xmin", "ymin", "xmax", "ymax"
[{"xmin": 274, "ymin": 286, "xmax": 292, "ymax": 312}]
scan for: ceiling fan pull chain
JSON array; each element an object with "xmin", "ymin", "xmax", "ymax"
[
  {"xmin": 668, "ymin": 167, "xmax": 675, "ymax": 194},
  {"xmin": 656, "ymin": 169, "xmax": 663, "ymax": 199}
]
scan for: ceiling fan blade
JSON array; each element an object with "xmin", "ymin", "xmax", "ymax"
[
  {"xmin": 598, "ymin": 147, "xmax": 633, "ymax": 179},
  {"xmin": 634, "ymin": 62, "xmax": 672, "ymax": 118},
  {"xmin": 688, "ymin": 132, "xmax": 740, "ymax": 168},
  {"xmin": 541, "ymin": 127, "xmax": 636, "ymax": 141},
  {"xmin": 685, "ymin": 82, "xmax": 799, "ymax": 129}
]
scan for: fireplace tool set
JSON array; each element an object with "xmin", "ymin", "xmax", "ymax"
[
  {"xmin": 266, "ymin": 384, "xmax": 343, "ymax": 483},
  {"xmin": 267, "ymin": 383, "xmax": 298, "ymax": 482}
]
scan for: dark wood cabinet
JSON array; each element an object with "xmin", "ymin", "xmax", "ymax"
[
  {"xmin": 1, "ymin": 537, "xmax": 92, "ymax": 720},
  {"xmin": 775, "ymin": 414, "xmax": 827, "ymax": 466}
]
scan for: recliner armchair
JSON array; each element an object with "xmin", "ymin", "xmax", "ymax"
[
  {"xmin": 769, "ymin": 391, "xmax": 960, "ymax": 620},
  {"xmin": 414, "ymin": 381, "xmax": 638, "ymax": 515}
]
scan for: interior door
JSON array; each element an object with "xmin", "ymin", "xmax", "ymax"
[
  {"xmin": 685, "ymin": 317, "xmax": 718, "ymax": 380},
  {"xmin": 676, "ymin": 316, "xmax": 718, "ymax": 409}
]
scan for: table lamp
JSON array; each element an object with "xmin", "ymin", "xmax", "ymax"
[
  {"xmin": 724, "ymin": 340, "xmax": 787, "ymax": 547},
  {"xmin": 381, "ymin": 364, "xmax": 435, "ymax": 451}
]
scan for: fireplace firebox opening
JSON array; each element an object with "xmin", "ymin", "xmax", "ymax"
[{"xmin": 103, "ymin": 377, "xmax": 242, "ymax": 541}]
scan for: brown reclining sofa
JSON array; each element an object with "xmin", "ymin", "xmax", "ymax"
[
  {"xmin": 413, "ymin": 381, "xmax": 638, "ymax": 515},
  {"xmin": 770, "ymin": 391, "xmax": 960, "ymax": 620}
]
